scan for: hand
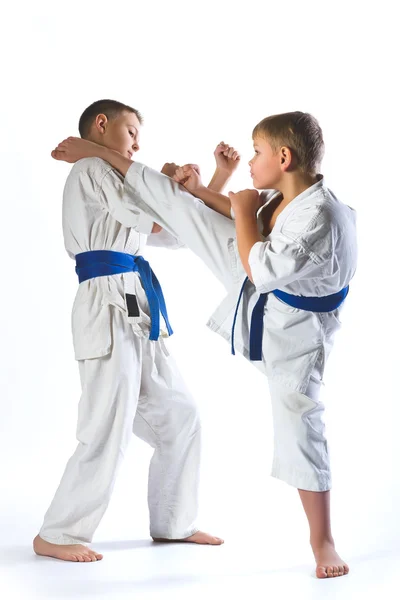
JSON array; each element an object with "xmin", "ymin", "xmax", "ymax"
[
  {"xmin": 228, "ymin": 189, "xmax": 262, "ymax": 215},
  {"xmin": 173, "ymin": 164, "xmax": 202, "ymax": 192},
  {"xmin": 51, "ymin": 137, "xmax": 103, "ymax": 163},
  {"xmin": 214, "ymin": 142, "xmax": 240, "ymax": 175},
  {"xmin": 161, "ymin": 163, "xmax": 180, "ymax": 178}
]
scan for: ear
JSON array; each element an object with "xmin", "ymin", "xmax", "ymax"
[
  {"xmin": 280, "ymin": 146, "xmax": 293, "ymax": 171},
  {"xmin": 94, "ymin": 113, "xmax": 108, "ymax": 135}
]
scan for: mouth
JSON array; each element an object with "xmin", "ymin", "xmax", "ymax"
[{"xmin": 127, "ymin": 151, "xmax": 133, "ymax": 159}]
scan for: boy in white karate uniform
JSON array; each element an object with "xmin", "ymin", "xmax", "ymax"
[
  {"xmin": 52, "ymin": 111, "xmax": 357, "ymax": 578},
  {"xmin": 33, "ymin": 99, "xmax": 234, "ymax": 563}
]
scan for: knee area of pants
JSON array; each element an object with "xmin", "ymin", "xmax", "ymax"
[
  {"xmin": 163, "ymin": 396, "xmax": 201, "ymax": 433},
  {"xmin": 173, "ymin": 396, "xmax": 199, "ymax": 417},
  {"xmin": 181, "ymin": 404, "xmax": 202, "ymax": 433},
  {"xmin": 185, "ymin": 404, "xmax": 201, "ymax": 428}
]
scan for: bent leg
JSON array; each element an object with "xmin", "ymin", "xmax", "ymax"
[{"xmin": 132, "ymin": 340, "xmax": 201, "ymax": 539}]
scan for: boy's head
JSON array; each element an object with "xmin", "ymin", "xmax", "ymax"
[
  {"xmin": 79, "ymin": 99, "xmax": 143, "ymax": 159},
  {"xmin": 250, "ymin": 112, "xmax": 324, "ymax": 189}
]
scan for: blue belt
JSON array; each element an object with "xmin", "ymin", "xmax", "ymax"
[
  {"xmin": 231, "ymin": 277, "xmax": 349, "ymax": 361},
  {"xmin": 75, "ymin": 250, "xmax": 173, "ymax": 341}
]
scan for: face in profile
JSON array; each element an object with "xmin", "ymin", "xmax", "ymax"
[
  {"xmin": 249, "ymin": 136, "xmax": 286, "ymax": 189},
  {"xmin": 94, "ymin": 111, "xmax": 141, "ymax": 159}
]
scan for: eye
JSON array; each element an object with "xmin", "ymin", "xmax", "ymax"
[{"xmin": 129, "ymin": 131, "xmax": 135, "ymax": 138}]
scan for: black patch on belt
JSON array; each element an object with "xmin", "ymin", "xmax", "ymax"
[{"xmin": 126, "ymin": 294, "xmax": 140, "ymax": 317}]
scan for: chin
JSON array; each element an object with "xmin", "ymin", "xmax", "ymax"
[{"xmin": 258, "ymin": 180, "xmax": 274, "ymax": 190}]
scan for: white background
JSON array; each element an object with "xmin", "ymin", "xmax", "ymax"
[{"xmin": 1, "ymin": 1, "xmax": 399, "ymax": 598}]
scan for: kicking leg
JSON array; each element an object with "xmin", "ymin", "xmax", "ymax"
[{"xmin": 124, "ymin": 163, "xmax": 245, "ymax": 290}]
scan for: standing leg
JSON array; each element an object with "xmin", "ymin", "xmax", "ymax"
[
  {"xmin": 34, "ymin": 308, "xmax": 143, "ymax": 561},
  {"xmin": 268, "ymin": 374, "xmax": 349, "ymax": 578},
  {"xmin": 124, "ymin": 163, "xmax": 245, "ymax": 290},
  {"xmin": 298, "ymin": 489, "xmax": 349, "ymax": 578},
  {"xmin": 132, "ymin": 340, "xmax": 223, "ymax": 545}
]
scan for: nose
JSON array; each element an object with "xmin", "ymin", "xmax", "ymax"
[{"xmin": 132, "ymin": 141, "xmax": 140, "ymax": 152}]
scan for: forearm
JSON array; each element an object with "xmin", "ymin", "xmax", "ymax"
[
  {"xmin": 95, "ymin": 145, "xmax": 133, "ymax": 177},
  {"xmin": 208, "ymin": 169, "xmax": 232, "ymax": 193},
  {"xmin": 234, "ymin": 213, "xmax": 262, "ymax": 281},
  {"xmin": 191, "ymin": 186, "xmax": 232, "ymax": 219}
]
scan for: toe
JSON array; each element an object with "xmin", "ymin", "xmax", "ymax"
[
  {"xmin": 326, "ymin": 567, "xmax": 334, "ymax": 578},
  {"xmin": 316, "ymin": 566, "xmax": 328, "ymax": 578},
  {"xmin": 333, "ymin": 566, "xmax": 339, "ymax": 577},
  {"xmin": 338, "ymin": 566, "xmax": 344, "ymax": 576},
  {"xmin": 343, "ymin": 564, "xmax": 350, "ymax": 575}
]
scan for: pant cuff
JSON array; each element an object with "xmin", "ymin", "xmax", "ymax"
[
  {"xmin": 271, "ymin": 458, "xmax": 332, "ymax": 492},
  {"xmin": 38, "ymin": 532, "xmax": 88, "ymax": 546},
  {"xmin": 150, "ymin": 526, "xmax": 199, "ymax": 540}
]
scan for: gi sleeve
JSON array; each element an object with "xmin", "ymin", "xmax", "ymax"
[
  {"xmin": 97, "ymin": 162, "xmax": 154, "ymax": 234},
  {"xmin": 248, "ymin": 233, "xmax": 323, "ymax": 293},
  {"xmin": 146, "ymin": 229, "xmax": 186, "ymax": 249}
]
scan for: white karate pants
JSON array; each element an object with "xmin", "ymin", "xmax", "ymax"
[{"xmin": 39, "ymin": 307, "xmax": 201, "ymax": 544}]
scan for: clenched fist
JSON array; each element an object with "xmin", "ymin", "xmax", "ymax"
[
  {"xmin": 161, "ymin": 163, "xmax": 180, "ymax": 178},
  {"xmin": 214, "ymin": 142, "xmax": 240, "ymax": 176},
  {"xmin": 173, "ymin": 164, "xmax": 202, "ymax": 192},
  {"xmin": 228, "ymin": 189, "xmax": 262, "ymax": 215}
]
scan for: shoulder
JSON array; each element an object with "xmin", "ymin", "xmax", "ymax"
[
  {"xmin": 281, "ymin": 186, "xmax": 356, "ymax": 260},
  {"xmin": 64, "ymin": 158, "xmax": 124, "ymax": 199},
  {"xmin": 283, "ymin": 186, "xmax": 349, "ymax": 235},
  {"xmin": 66, "ymin": 158, "xmax": 120, "ymax": 185}
]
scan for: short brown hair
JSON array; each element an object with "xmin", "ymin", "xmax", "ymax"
[
  {"xmin": 253, "ymin": 111, "xmax": 324, "ymax": 174},
  {"xmin": 78, "ymin": 99, "xmax": 143, "ymax": 139}
]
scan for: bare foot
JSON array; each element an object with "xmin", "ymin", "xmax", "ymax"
[
  {"xmin": 312, "ymin": 539, "xmax": 349, "ymax": 579},
  {"xmin": 152, "ymin": 530, "xmax": 224, "ymax": 545},
  {"xmin": 33, "ymin": 535, "xmax": 103, "ymax": 562}
]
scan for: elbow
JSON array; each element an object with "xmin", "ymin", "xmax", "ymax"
[{"xmin": 245, "ymin": 265, "xmax": 254, "ymax": 284}]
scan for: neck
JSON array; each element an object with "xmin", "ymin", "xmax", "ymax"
[
  {"xmin": 87, "ymin": 133, "xmax": 104, "ymax": 146},
  {"xmin": 278, "ymin": 172, "xmax": 320, "ymax": 206}
]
